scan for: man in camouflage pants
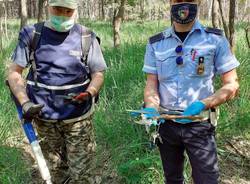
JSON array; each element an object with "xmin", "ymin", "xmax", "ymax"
[
  {"xmin": 7, "ymin": 0, "xmax": 107, "ymax": 183},
  {"xmin": 35, "ymin": 116, "xmax": 97, "ymax": 183}
]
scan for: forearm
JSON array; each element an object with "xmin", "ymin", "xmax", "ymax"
[
  {"xmin": 202, "ymin": 82, "xmax": 239, "ymax": 109},
  {"xmin": 86, "ymin": 71, "xmax": 105, "ymax": 97},
  {"xmin": 144, "ymin": 84, "xmax": 160, "ymax": 109},
  {"xmin": 7, "ymin": 69, "xmax": 29, "ymax": 105}
]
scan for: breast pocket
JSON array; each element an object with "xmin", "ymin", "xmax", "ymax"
[
  {"xmin": 185, "ymin": 48, "xmax": 215, "ymax": 78},
  {"xmin": 155, "ymin": 52, "xmax": 177, "ymax": 81}
]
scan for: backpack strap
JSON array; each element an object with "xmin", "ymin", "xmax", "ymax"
[
  {"xmin": 81, "ymin": 26, "xmax": 93, "ymax": 75},
  {"xmin": 30, "ymin": 22, "xmax": 44, "ymax": 88}
]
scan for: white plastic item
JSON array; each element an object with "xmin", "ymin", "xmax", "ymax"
[{"xmin": 31, "ymin": 141, "xmax": 52, "ymax": 184}]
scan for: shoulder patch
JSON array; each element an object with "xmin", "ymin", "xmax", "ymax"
[
  {"xmin": 149, "ymin": 32, "xmax": 164, "ymax": 44},
  {"xmin": 205, "ymin": 27, "xmax": 223, "ymax": 35}
]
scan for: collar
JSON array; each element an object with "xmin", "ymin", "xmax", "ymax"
[{"xmin": 164, "ymin": 20, "xmax": 203, "ymax": 38}]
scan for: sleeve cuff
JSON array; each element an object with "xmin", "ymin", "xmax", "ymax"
[
  {"xmin": 216, "ymin": 59, "xmax": 240, "ymax": 75},
  {"xmin": 142, "ymin": 65, "xmax": 157, "ymax": 74}
]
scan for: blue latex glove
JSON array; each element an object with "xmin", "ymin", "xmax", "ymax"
[
  {"xmin": 130, "ymin": 111, "xmax": 141, "ymax": 118},
  {"xmin": 130, "ymin": 108, "xmax": 164, "ymax": 126},
  {"xmin": 175, "ymin": 101, "xmax": 206, "ymax": 124},
  {"xmin": 129, "ymin": 107, "xmax": 159, "ymax": 118}
]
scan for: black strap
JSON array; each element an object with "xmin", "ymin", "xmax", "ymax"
[
  {"xmin": 205, "ymin": 27, "xmax": 223, "ymax": 36},
  {"xmin": 30, "ymin": 22, "xmax": 44, "ymax": 88},
  {"xmin": 79, "ymin": 25, "xmax": 101, "ymax": 103},
  {"xmin": 80, "ymin": 26, "xmax": 93, "ymax": 75},
  {"xmin": 149, "ymin": 32, "xmax": 164, "ymax": 44}
]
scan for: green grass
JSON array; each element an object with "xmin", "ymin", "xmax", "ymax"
[
  {"xmin": 0, "ymin": 19, "xmax": 249, "ymax": 183},
  {"xmin": 0, "ymin": 147, "xmax": 31, "ymax": 184}
]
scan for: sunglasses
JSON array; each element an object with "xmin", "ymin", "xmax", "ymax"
[{"xmin": 175, "ymin": 45, "xmax": 183, "ymax": 65}]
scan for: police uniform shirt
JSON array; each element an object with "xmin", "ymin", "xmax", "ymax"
[
  {"xmin": 143, "ymin": 21, "xmax": 240, "ymax": 111},
  {"xmin": 11, "ymin": 23, "xmax": 107, "ymax": 73}
]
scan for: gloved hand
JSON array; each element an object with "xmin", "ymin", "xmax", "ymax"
[
  {"xmin": 175, "ymin": 101, "xmax": 206, "ymax": 124},
  {"xmin": 72, "ymin": 91, "xmax": 92, "ymax": 104},
  {"xmin": 22, "ymin": 101, "xmax": 44, "ymax": 120}
]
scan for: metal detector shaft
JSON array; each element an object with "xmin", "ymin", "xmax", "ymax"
[{"xmin": 6, "ymin": 81, "xmax": 52, "ymax": 184}]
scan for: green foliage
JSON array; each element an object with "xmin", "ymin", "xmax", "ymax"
[
  {"xmin": 0, "ymin": 19, "xmax": 249, "ymax": 183},
  {"xmin": 0, "ymin": 147, "xmax": 31, "ymax": 184},
  {"xmin": 0, "ymin": 20, "xmax": 31, "ymax": 184}
]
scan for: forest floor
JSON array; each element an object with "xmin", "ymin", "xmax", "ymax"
[{"xmin": 7, "ymin": 133, "xmax": 250, "ymax": 184}]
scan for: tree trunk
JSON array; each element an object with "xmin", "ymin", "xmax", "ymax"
[
  {"xmin": 101, "ymin": 0, "xmax": 105, "ymax": 20},
  {"xmin": 212, "ymin": 0, "xmax": 220, "ymax": 28},
  {"xmin": 217, "ymin": 0, "xmax": 229, "ymax": 39},
  {"xmin": 0, "ymin": 3, "xmax": 3, "ymax": 51},
  {"xmin": 20, "ymin": 0, "xmax": 28, "ymax": 29},
  {"xmin": 27, "ymin": 0, "xmax": 31, "ymax": 18},
  {"xmin": 140, "ymin": 0, "xmax": 145, "ymax": 21},
  {"xmin": 37, "ymin": 0, "xmax": 44, "ymax": 22},
  {"xmin": 113, "ymin": 0, "xmax": 126, "ymax": 47},
  {"xmin": 33, "ymin": 0, "xmax": 37, "ymax": 18},
  {"xmin": 228, "ymin": 0, "xmax": 236, "ymax": 51},
  {"xmin": 245, "ymin": 27, "xmax": 250, "ymax": 49},
  {"xmin": 208, "ymin": 0, "xmax": 213, "ymax": 20},
  {"xmin": 45, "ymin": 0, "xmax": 48, "ymax": 20}
]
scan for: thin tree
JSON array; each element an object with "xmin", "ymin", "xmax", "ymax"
[
  {"xmin": 217, "ymin": 0, "xmax": 237, "ymax": 51},
  {"xmin": 212, "ymin": 0, "xmax": 220, "ymax": 28},
  {"xmin": 113, "ymin": 0, "xmax": 126, "ymax": 47},
  {"xmin": 217, "ymin": 0, "xmax": 229, "ymax": 39},
  {"xmin": 228, "ymin": 0, "xmax": 236, "ymax": 51},
  {"xmin": 20, "ymin": 0, "xmax": 28, "ymax": 29},
  {"xmin": 37, "ymin": 0, "xmax": 44, "ymax": 22},
  {"xmin": 245, "ymin": 26, "xmax": 250, "ymax": 48},
  {"xmin": 0, "ymin": 1, "xmax": 3, "ymax": 51},
  {"xmin": 0, "ymin": 0, "xmax": 8, "ymax": 51}
]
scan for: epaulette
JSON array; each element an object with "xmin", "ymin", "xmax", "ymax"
[
  {"xmin": 205, "ymin": 27, "xmax": 223, "ymax": 36},
  {"xmin": 149, "ymin": 32, "xmax": 164, "ymax": 44}
]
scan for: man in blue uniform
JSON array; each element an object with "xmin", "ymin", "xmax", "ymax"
[
  {"xmin": 7, "ymin": 0, "xmax": 107, "ymax": 183},
  {"xmin": 143, "ymin": 0, "xmax": 240, "ymax": 183}
]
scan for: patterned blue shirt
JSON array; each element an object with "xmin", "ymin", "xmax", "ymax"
[{"xmin": 143, "ymin": 21, "xmax": 240, "ymax": 111}]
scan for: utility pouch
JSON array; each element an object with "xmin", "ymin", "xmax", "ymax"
[{"xmin": 209, "ymin": 108, "xmax": 219, "ymax": 127}]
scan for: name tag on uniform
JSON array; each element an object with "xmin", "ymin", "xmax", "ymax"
[
  {"xmin": 197, "ymin": 57, "xmax": 205, "ymax": 75},
  {"xmin": 69, "ymin": 50, "xmax": 82, "ymax": 58}
]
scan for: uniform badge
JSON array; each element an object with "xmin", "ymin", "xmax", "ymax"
[
  {"xmin": 191, "ymin": 49, "xmax": 197, "ymax": 61},
  {"xmin": 178, "ymin": 6, "xmax": 190, "ymax": 20},
  {"xmin": 197, "ymin": 57, "xmax": 205, "ymax": 75}
]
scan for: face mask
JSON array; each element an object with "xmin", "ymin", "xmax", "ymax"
[
  {"xmin": 171, "ymin": 3, "xmax": 198, "ymax": 24},
  {"xmin": 49, "ymin": 15, "xmax": 75, "ymax": 32}
]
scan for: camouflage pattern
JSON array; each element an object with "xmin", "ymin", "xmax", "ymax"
[{"xmin": 34, "ymin": 116, "xmax": 97, "ymax": 184}]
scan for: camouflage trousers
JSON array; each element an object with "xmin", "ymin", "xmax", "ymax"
[{"xmin": 34, "ymin": 116, "xmax": 97, "ymax": 184}]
